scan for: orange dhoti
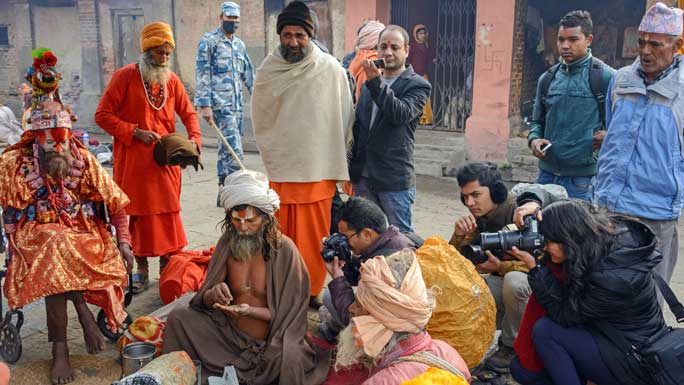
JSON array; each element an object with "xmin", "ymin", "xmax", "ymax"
[
  {"xmin": 129, "ymin": 212, "xmax": 187, "ymax": 257},
  {"xmin": 270, "ymin": 180, "xmax": 336, "ymax": 296}
]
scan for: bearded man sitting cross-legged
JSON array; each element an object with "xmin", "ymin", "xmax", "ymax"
[{"xmin": 163, "ymin": 170, "xmax": 330, "ymax": 385}]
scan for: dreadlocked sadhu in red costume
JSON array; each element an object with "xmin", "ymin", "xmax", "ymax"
[{"xmin": 0, "ymin": 100, "xmax": 133, "ymax": 384}]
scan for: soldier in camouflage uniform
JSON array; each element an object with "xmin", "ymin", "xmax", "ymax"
[{"xmin": 195, "ymin": 1, "xmax": 254, "ymax": 204}]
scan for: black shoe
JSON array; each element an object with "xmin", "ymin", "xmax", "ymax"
[{"xmin": 484, "ymin": 345, "xmax": 515, "ymax": 374}]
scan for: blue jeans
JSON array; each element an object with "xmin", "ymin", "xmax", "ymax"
[
  {"xmin": 510, "ymin": 317, "xmax": 619, "ymax": 385},
  {"xmin": 537, "ymin": 170, "xmax": 592, "ymax": 201},
  {"xmin": 353, "ymin": 177, "xmax": 416, "ymax": 232}
]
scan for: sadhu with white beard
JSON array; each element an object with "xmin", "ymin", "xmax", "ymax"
[
  {"xmin": 95, "ymin": 22, "xmax": 202, "ymax": 293},
  {"xmin": 330, "ymin": 250, "xmax": 471, "ymax": 385},
  {"xmin": 163, "ymin": 170, "xmax": 330, "ymax": 385}
]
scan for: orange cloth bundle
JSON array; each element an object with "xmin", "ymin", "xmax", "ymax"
[{"xmin": 159, "ymin": 248, "xmax": 214, "ymax": 304}]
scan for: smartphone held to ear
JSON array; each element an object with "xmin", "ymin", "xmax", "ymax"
[
  {"xmin": 372, "ymin": 58, "xmax": 386, "ymax": 68},
  {"xmin": 540, "ymin": 142, "xmax": 552, "ymax": 152}
]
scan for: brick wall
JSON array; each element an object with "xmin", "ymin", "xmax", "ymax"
[
  {"xmin": 508, "ymin": 0, "xmax": 528, "ymax": 119},
  {"xmin": 0, "ymin": 1, "xmax": 32, "ymax": 115}
]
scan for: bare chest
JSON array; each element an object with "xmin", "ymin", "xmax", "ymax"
[{"xmin": 226, "ymin": 255, "xmax": 268, "ymax": 303}]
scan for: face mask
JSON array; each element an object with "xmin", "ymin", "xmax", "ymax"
[{"xmin": 223, "ymin": 20, "xmax": 238, "ymax": 34}]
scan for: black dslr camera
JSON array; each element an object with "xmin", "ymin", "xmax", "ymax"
[
  {"xmin": 321, "ymin": 233, "xmax": 366, "ymax": 285},
  {"xmin": 321, "ymin": 233, "xmax": 352, "ymax": 263},
  {"xmin": 460, "ymin": 216, "xmax": 545, "ymax": 265}
]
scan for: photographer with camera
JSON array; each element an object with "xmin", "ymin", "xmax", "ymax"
[
  {"xmin": 449, "ymin": 162, "xmax": 566, "ymax": 374},
  {"xmin": 318, "ymin": 197, "xmax": 420, "ymax": 341},
  {"xmin": 509, "ymin": 200, "xmax": 674, "ymax": 385}
]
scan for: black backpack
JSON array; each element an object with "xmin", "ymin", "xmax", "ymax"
[
  {"xmin": 539, "ymin": 57, "xmax": 610, "ymax": 128},
  {"xmin": 596, "ymin": 273, "xmax": 684, "ymax": 385}
]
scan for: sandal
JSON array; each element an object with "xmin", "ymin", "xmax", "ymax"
[{"xmin": 130, "ymin": 271, "xmax": 149, "ymax": 295}]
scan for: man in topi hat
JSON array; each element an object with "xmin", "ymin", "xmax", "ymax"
[
  {"xmin": 95, "ymin": 21, "xmax": 202, "ymax": 294},
  {"xmin": 163, "ymin": 170, "xmax": 330, "ymax": 385},
  {"xmin": 593, "ymin": 2, "xmax": 684, "ymax": 286}
]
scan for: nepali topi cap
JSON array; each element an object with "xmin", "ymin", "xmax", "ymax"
[{"xmin": 638, "ymin": 2, "xmax": 683, "ymax": 36}]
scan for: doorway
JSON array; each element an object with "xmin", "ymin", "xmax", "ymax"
[
  {"xmin": 391, "ymin": 0, "xmax": 476, "ymax": 131},
  {"xmin": 112, "ymin": 9, "xmax": 145, "ymax": 69}
]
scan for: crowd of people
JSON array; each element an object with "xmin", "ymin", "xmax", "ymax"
[{"xmin": 0, "ymin": 1, "xmax": 683, "ymax": 385}]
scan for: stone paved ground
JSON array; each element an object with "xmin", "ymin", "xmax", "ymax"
[{"xmin": 4, "ymin": 144, "xmax": 684, "ymax": 383}]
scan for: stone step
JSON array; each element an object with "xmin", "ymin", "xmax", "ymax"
[
  {"xmin": 414, "ymin": 156, "xmax": 446, "ymax": 177},
  {"xmin": 414, "ymin": 129, "xmax": 466, "ymax": 177}
]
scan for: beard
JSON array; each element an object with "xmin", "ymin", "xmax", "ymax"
[
  {"xmin": 334, "ymin": 325, "xmax": 373, "ymax": 371},
  {"xmin": 280, "ymin": 43, "xmax": 312, "ymax": 63},
  {"xmin": 227, "ymin": 223, "xmax": 267, "ymax": 262},
  {"xmin": 140, "ymin": 51, "xmax": 171, "ymax": 84},
  {"xmin": 38, "ymin": 146, "xmax": 72, "ymax": 181}
]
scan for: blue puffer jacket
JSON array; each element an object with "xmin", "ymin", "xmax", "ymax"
[{"xmin": 593, "ymin": 56, "xmax": 684, "ymax": 220}]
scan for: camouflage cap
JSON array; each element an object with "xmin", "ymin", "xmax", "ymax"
[{"xmin": 221, "ymin": 2, "xmax": 240, "ymax": 17}]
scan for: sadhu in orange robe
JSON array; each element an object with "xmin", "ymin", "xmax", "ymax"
[
  {"xmin": 95, "ymin": 63, "xmax": 202, "ymax": 257},
  {"xmin": 0, "ymin": 137, "xmax": 130, "ymax": 329}
]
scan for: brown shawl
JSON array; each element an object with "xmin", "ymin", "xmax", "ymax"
[{"xmin": 189, "ymin": 233, "xmax": 330, "ymax": 385}]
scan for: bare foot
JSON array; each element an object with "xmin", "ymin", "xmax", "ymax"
[
  {"xmin": 75, "ymin": 304, "xmax": 105, "ymax": 354},
  {"xmin": 51, "ymin": 342, "xmax": 74, "ymax": 384}
]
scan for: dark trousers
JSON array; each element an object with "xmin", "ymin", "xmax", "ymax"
[{"xmin": 510, "ymin": 317, "xmax": 620, "ymax": 385}]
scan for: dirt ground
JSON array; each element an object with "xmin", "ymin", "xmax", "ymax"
[{"xmin": 4, "ymin": 146, "xmax": 684, "ymax": 384}]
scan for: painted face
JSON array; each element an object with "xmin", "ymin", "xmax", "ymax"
[
  {"xmin": 556, "ymin": 26, "xmax": 592, "ymax": 64},
  {"xmin": 149, "ymin": 44, "xmax": 173, "ymax": 66},
  {"xmin": 638, "ymin": 32, "xmax": 682, "ymax": 80},
  {"xmin": 36, "ymin": 128, "xmax": 70, "ymax": 153},
  {"xmin": 230, "ymin": 206, "xmax": 264, "ymax": 235},
  {"xmin": 460, "ymin": 180, "xmax": 497, "ymax": 218},
  {"xmin": 378, "ymin": 30, "xmax": 408, "ymax": 71}
]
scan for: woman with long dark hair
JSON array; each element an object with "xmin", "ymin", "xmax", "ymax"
[{"xmin": 508, "ymin": 200, "xmax": 668, "ymax": 385}]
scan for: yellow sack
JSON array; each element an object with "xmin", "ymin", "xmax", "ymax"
[
  {"xmin": 416, "ymin": 236, "xmax": 496, "ymax": 368},
  {"xmin": 400, "ymin": 367, "xmax": 468, "ymax": 385}
]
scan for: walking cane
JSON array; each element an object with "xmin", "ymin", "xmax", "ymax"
[{"xmin": 207, "ymin": 119, "xmax": 246, "ymax": 171}]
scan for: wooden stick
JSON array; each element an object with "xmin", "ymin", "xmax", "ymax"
[{"xmin": 207, "ymin": 119, "xmax": 246, "ymax": 171}]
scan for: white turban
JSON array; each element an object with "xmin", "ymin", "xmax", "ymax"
[{"xmin": 219, "ymin": 170, "xmax": 280, "ymax": 214}]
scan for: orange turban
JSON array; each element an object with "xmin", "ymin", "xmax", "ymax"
[{"xmin": 140, "ymin": 22, "xmax": 175, "ymax": 52}]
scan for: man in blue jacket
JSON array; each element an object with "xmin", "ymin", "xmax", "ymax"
[
  {"xmin": 594, "ymin": 2, "xmax": 684, "ymax": 284},
  {"xmin": 527, "ymin": 10, "xmax": 615, "ymax": 201}
]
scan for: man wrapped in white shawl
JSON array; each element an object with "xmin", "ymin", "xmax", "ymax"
[{"xmin": 250, "ymin": 0, "xmax": 354, "ymax": 303}]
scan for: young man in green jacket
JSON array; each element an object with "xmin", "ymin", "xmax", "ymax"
[{"xmin": 527, "ymin": 10, "xmax": 615, "ymax": 201}]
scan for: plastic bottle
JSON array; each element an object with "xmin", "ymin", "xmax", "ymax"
[{"xmin": 82, "ymin": 131, "xmax": 89, "ymax": 145}]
